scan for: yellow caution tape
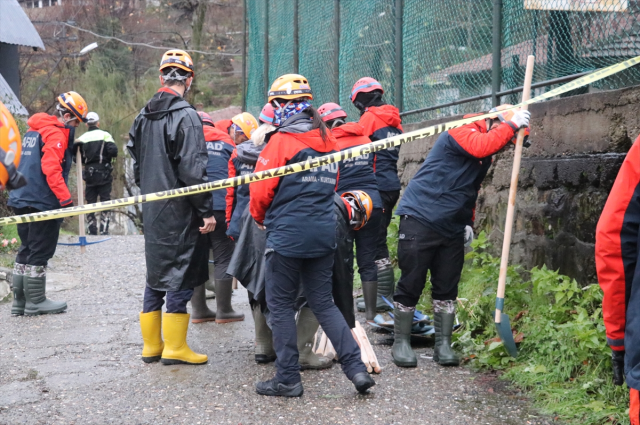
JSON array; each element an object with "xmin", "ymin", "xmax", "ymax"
[{"xmin": 2, "ymin": 54, "xmax": 639, "ymax": 226}]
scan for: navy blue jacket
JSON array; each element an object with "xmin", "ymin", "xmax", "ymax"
[
  {"xmin": 332, "ymin": 122, "xmax": 381, "ymax": 208},
  {"xmin": 250, "ymin": 120, "xmax": 338, "ymax": 258},
  {"xmin": 397, "ymin": 119, "xmax": 516, "ymax": 238},
  {"xmin": 9, "ymin": 113, "xmax": 74, "ymax": 211},
  {"xmin": 204, "ymin": 125, "xmax": 235, "ymax": 211},
  {"xmin": 359, "ymin": 105, "xmax": 403, "ymax": 192}
]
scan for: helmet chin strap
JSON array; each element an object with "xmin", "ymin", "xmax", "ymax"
[{"xmin": 330, "ymin": 119, "xmax": 345, "ymax": 129}]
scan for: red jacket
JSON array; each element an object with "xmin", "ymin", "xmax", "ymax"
[
  {"xmin": 596, "ymin": 136, "xmax": 640, "ymax": 352},
  {"xmin": 31, "ymin": 113, "xmax": 72, "ymax": 205},
  {"xmin": 358, "ymin": 105, "xmax": 403, "ymax": 191},
  {"xmin": 250, "ymin": 128, "xmax": 339, "ymax": 258},
  {"xmin": 214, "ymin": 119, "xmax": 233, "ymax": 135}
]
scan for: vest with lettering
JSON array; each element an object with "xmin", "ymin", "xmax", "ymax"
[
  {"xmin": 250, "ymin": 128, "xmax": 339, "ymax": 258},
  {"xmin": 204, "ymin": 125, "xmax": 235, "ymax": 211},
  {"xmin": 9, "ymin": 128, "xmax": 73, "ymax": 212}
]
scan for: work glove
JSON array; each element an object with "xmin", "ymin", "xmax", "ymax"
[
  {"xmin": 509, "ymin": 110, "xmax": 531, "ymax": 129},
  {"xmin": 464, "ymin": 225, "xmax": 474, "ymax": 247},
  {"xmin": 612, "ymin": 349, "xmax": 625, "ymax": 386}
]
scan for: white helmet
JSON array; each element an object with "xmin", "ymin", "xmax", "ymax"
[{"xmin": 86, "ymin": 112, "xmax": 100, "ymax": 125}]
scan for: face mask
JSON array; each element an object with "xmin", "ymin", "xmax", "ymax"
[{"xmin": 272, "ymin": 100, "xmax": 311, "ymax": 126}]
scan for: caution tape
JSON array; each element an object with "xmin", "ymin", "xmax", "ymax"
[{"xmin": 2, "ymin": 54, "xmax": 639, "ymax": 226}]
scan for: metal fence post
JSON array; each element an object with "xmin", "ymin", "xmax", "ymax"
[
  {"xmin": 264, "ymin": 0, "xmax": 270, "ymax": 97},
  {"xmin": 491, "ymin": 0, "xmax": 503, "ymax": 107},
  {"xmin": 394, "ymin": 0, "xmax": 404, "ymax": 111},
  {"xmin": 242, "ymin": 0, "xmax": 247, "ymax": 111},
  {"xmin": 333, "ymin": 0, "xmax": 340, "ymax": 101},
  {"xmin": 293, "ymin": 0, "xmax": 299, "ymax": 73}
]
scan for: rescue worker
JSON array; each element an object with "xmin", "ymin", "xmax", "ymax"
[
  {"xmin": 319, "ymin": 102, "xmax": 382, "ymax": 321},
  {"xmin": 0, "ymin": 101, "xmax": 27, "ymax": 192},
  {"xmin": 189, "ymin": 111, "xmax": 252, "ymax": 324},
  {"xmin": 0, "ymin": 101, "xmax": 28, "ymax": 316},
  {"xmin": 250, "ymin": 73, "xmax": 374, "ymax": 397},
  {"xmin": 216, "ymin": 112, "xmax": 256, "ymax": 146},
  {"xmin": 226, "ymin": 104, "xmax": 274, "ymax": 241},
  {"xmin": 128, "ymin": 49, "xmax": 215, "ymax": 365},
  {"xmin": 595, "ymin": 134, "xmax": 640, "ymax": 425},
  {"xmin": 391, "ymin": 105, "xmax": 530, "ymax": 367},
  {"xmin": 8, "ymin": 91, "xmax": 88, "ymax": 316},
  {"xmin": 74, "ymin": 112, "xmax": 118, "ymax": 235},
  {"xmin": 351, "ymin": 77, "xmax": 401, "ymax": 313},
  {"xmin": 230, "ymin": 190, "xmax": 372, "ymax": 368}
]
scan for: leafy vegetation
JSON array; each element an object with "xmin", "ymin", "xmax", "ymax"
[{"xmin": 448, "ymin": 232, "xmax": 628, "ymax": 425}]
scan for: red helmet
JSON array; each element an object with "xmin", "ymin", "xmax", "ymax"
[
  {"xmin": 350, "ymin": 77, "xmax": 383, "ymax": 101},
  {"xmin": 259, "ymin": 103, "xmax": 275, "ymax": 124},
  {"xmin": 197, "ymin": 111, "xmax": 215, "ymax": 126},
  {"xmin": 318, "ymin": 102, "xmax": 347, "ymax": 122}
]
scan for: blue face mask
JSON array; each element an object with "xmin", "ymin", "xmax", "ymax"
[{"xmin": 272, "ymin": 100, "xmax": 311, "ymax": 127}]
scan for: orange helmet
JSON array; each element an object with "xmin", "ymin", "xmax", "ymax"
[
  {"xmin": 231, "ymin": 112, "xmax": 259, "ymax": 138},
  {"xmin": 57, "ymin": 91, "xmax": 88, "ymax": 123},
  {"xmin": 159, "ymin": 49, "xmax": 194, "ymax": 74},
  {"xmin": 268, "ymin": 74, "xmax": 313, "ymax": 102},
  {"xmin": 0, "ymin": 101, "xmax": 23, "ymax": 188},
  {"xmin": 341, "ymin": 190, "xmax": 373, "ymax": 231}
]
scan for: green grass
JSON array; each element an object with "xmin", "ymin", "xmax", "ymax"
[{"xmin": 442, "ymin": 232, "xmax": 628, "ymax": 425}]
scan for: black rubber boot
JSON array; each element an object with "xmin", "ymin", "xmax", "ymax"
[
  {"xmin": 24, "ymin": 266, "xmax": 67, "ymax": 316},
  {"xmin": 392, "ymin": 306, "xmax": 417, "ymax": 367},
  {"xmin": 11, "ymin": 263, "xmax": 26, "ymax": 316},
  {"xmin": 351, "ymin": 372, "xmax": 376, "ymax": 394},
  {"xmin": 215, "ymin": 278, "xmax": 244, "ymax": 323},
  {"xmin": 297, "ymin": 307, "xmax": 332, "ymax": 370},
  {"xmin": 190, "ymin": 284, "xmax": 216, "ymax": 323},
  {"xmin": 361, "ymin": 281, "xmax": 378, "ymax": 321},
  {"xmin": 357, "ymin": 265, "xmax": 394, "ymax": 312},
  {"xmin": 252, "ymin": 305, "xmax": 276, "ymax": 364},
  {"xmin": 256, "ymin": 378, "xmax": 303, "ymax": 397},
  {"xmin": 433, "ymin": 312, "xmax": 460, "ymax": 366}
]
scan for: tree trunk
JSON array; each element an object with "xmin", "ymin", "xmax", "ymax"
[{"xmin": 188, "ymin": 1, "xmax": 208, "ymax": 105}]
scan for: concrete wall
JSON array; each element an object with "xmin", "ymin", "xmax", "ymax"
[{"xmin": 398, "ymin": 84, "xmax": 640, "ymax": 284}]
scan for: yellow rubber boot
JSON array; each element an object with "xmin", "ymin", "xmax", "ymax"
[
  {"xmin": 161, "ymin": 313, "xmax": 208, "ymax": 365},
  {"xmin": 140, "ymin": 311, "xmax": 164, "ymax": 363}
]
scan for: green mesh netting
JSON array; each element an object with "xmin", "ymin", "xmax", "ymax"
[
  {"xmin": 339, "ymin": 0, "xmax": 397, "ymax": 120},
  {"xmin": 247, "ymin": 0, "xmax": 640, "ymax": 124},
  {"xmin": 268, "ymin": 0, "xmax": 295, "ymax": 84},
  {"xmin": 246, "ymin": 0, "xmax": 267, "ymax": 118},
  {"xmin": 402, "ymin": 0, "xmax": 494, "ymax": 122},
  {"xmin": 298, "ymin": 0, "xmax": 338, "ymax": 107}
]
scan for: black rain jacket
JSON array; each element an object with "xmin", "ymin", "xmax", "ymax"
[{"xmin": 127, "ymin": 89, "xmax": 213, "ymax": 291}]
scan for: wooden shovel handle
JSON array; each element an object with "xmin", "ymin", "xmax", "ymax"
[{"xmin": 495, "ymin": 55, "xmax": 535, "ymax": 324}]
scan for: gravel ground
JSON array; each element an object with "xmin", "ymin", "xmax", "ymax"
[{"xmin": 0, "ymin": 235, "xmax": 560, "ymax": 425}]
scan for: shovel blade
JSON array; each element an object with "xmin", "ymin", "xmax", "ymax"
[{"xmin": 495, "ymin": 313, "xmax": 518, "ymax": 358}]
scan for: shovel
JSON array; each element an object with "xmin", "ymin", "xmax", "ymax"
[{"xmin": 494, "ymin": 54, "xmax": 535, "ymax": 358}]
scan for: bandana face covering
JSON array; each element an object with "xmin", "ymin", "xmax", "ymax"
[{"xmin": 273, "ymin": 100, "xmax": 311, "ymax": 126}]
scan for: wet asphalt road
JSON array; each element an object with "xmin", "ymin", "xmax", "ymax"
[{"xmin": 0, "ymin": 236, "xmax": 558, "ymax": 425}]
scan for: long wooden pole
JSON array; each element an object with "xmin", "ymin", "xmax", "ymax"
[
  {"xmin": 494, "ymin": 55, "xmax": 535, "ymax": 323},
  {"xmin": 76, "ymin": 150, "xmax": 86, "ymax": 254}
]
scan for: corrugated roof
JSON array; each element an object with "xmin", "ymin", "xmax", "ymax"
[
  {"xmin": 0, "ymin": 73, "xmax": 28, "ymax": 116},
  {"xmin": 0, "ymin": 0, "xmax": 44, "ymax": 49}
]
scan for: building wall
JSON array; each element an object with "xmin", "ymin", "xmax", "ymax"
[
  {"xmin": 398, "ymin": 84, "xmax": 640, "ymax": 284},
  {"xmin": 0, "ymin": 43, "xmax": 20, "ymax": 99}
]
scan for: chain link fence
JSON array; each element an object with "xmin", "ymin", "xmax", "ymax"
[{"xmin": 246, "ymin": 0, "xmax": 640, "ymax": 124}]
